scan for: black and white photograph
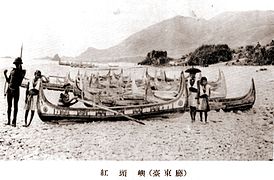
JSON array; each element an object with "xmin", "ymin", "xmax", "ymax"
[{"xmin": 0, "ymin": 0, "xmax": 273, "ymax": 179}]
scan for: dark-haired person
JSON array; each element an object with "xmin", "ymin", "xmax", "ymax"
[
  {"xmin": 188, "ymin": 76, "xmax": 198, "ymax": 123},
  {"xmin": 185, "ymin": 67, "xmax": 201, "ymax": 123},
  {"xmin": 58, "ymin": 83, "xmax": 78, "ymax": 107},
  {"xmin": 23, "ymin": 70, "xmax": 48, "ymax": 127},
  {"xmin": 24, "ymin": 70, "xmax": 49, "ymax": 127},
  {"xmin": 4, "ymin": 57, "xmax": 26, "ymax": 127},
  {"xmin": 197, "ymin": 77, "xmax": 211, "ymax": 124}
]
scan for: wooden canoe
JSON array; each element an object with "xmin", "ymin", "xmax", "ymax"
[
  {"xmin": 209, "ymin": 78, "xmax": 256, "ymax": 112},
  {"xmin": 208, "ymin": 70, "xmax": 227, "ymax": 98},
  {"xmin": 153, "ymin": 70, "xmax": 227, "ymax": 100},
  {"xmin": 21, "ymin": 76, "xmax": 66, "ymax": 91},
  {"xmin": 153, "ymin": 77, "xmax": 255, "ymax": 112},
  {"xmin": 37, "ymin": 71, "xmax": 188, "ymax": 122}
]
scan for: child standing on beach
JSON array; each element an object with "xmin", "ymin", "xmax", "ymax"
[{"xmin": 198, "ymin": 77, "xmax": 211, "ymax": 124}]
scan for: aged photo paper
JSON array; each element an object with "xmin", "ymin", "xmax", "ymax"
[{"xmin": 0, "ymin": 0, "xmax": 273, "ymax": 179}]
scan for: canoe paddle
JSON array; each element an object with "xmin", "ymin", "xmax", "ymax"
[{"xmin": 77, "ymin": 98, "xmax": 145, "ymax": 125}]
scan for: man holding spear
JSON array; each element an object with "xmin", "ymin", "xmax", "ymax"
[{"xmin": 3, "ymin": 45, "xmax": 26, "ymax": 127}]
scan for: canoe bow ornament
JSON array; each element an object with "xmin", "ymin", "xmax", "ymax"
[
  {"xmin": 36, "ymin": 70, "xmax": 255, "ymax": 122},
  {"xmin": 37, "ymin": 71, "xmax": 188, "ymax": 122}
]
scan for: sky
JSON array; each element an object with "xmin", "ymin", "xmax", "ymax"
[{"xmin": 0, "ymin": 0, "xmax": 274, "ymax": 59}]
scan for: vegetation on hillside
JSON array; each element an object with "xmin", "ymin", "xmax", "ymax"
[
  {"xmin": 226, "ymin": 40, "xmax": 274, "ymax": 65},
  {"xmin": 52, "ymin": 54, "xmax": 61, "ymax": 61},
  {"xmin": 139, "ymin": 40, "xmax": 274, "ymax": 66},
  {"xmin": 138, "ymin": 50, "xmax": 173, "ymax": 65},
  {"xmin": 188, "ymin": 44, "xmax": 233, "ymax": 66}
]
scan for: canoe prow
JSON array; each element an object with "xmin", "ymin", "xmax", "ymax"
[
  {"xmin": 209, "ymin": 78, "xmax": 256, "ymax": 112},
  {"xmin": 37, "ymin": 71, "xmax": 188, "ymax": 122}
]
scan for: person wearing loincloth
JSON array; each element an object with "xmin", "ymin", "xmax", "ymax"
[
  {"xmin": 23, "ymin": 70, "xmax": 48, "ymax": 127},
  {"xmin": 4, "ymin": 57, "xmax": 26, "ymax": 127}
]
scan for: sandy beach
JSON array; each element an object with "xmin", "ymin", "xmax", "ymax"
[{"xmin": 0, "ymin": 59, "xmax": 273, "ymax": 160}]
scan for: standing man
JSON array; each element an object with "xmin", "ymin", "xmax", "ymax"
[{"xmin": 4, "ymin": 57, "xmax": 26, "ymax": 127}]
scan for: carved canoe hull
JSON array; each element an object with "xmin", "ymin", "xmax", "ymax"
[
  {"xmin": 209, "ymin": 78, "xmax": 256, "ymax": 112},
  {"xmin": 37, "ymin": 71, "xmax": 188, "ymax": 122}
]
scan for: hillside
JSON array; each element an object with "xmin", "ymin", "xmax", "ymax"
[
  {"xmin": 74, "ymin": 10, "xmax": 274, "ymax": 62},
  {"xmin": 206, "ymin": 11, "xmax": 274, "ymax": 47}
]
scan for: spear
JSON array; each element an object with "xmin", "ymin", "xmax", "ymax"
[
  {"xmin": 4, "ymin": 43, "xmax": 23, "ymax": 96},
  {"xmin": 20, "ymin": 43, "xmax": 23, "ymax": 58}
]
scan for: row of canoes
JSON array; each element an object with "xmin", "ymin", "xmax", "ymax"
[
  {"xmin": 74, "ymin": 69, "xmax": 228, "ymax": 106},
  {"xmin": 20, "ymin": 68, "xmax": 255, "ymax": 122},
  {"xmin": 59, "ymin": 59, "xmax": 97, "ymax": 68},
  {"xmin": 34, "ymin": 70, "xmax": 256, "ymax": 122},
  {"xmin": 37, "ymin": 71, "xmax": 188, "ymax": 122},
  {"xmin": 22, "ymin": 68, "xmax": 226, "ymax": 97}
]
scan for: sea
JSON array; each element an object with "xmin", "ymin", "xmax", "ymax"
[{"xmin": 1, "ymin": 57, "xmax": 273, "ymax": 98}]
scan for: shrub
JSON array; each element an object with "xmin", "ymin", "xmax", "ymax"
[
  {"xmin": 138, "ymin": 50, "xmax": 170, "ymax": 65},
  {"xmin": 265, "ymin": 46, "xmax": 274, "ymax": 65},
  {"xmin": 188, "ymin": 44, "xmax": 232, "ymax": 66}
]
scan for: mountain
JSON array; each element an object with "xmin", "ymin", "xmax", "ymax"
[
  {"xmin": 206, "ymin": 10, "xmax": 274, "ymax": 47},
  {"xmin": 74, "ymin": 10, "xmax": 274, "ymax": 62}
]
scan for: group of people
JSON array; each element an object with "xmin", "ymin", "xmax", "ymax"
[
  {"xmin": 186, "ymin": 67, "xmax": 211, "ymax": 124},
  {"xmin": 4, "ymin": 57, "xmax": 210, "ymax": 127},
  {"xmin": 4, "ymin": 57, "xmax": 47, "ymax": 127},
  {"xmin": 3, "ymin": 57, "xmax": 78, "ymax": 128}
]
